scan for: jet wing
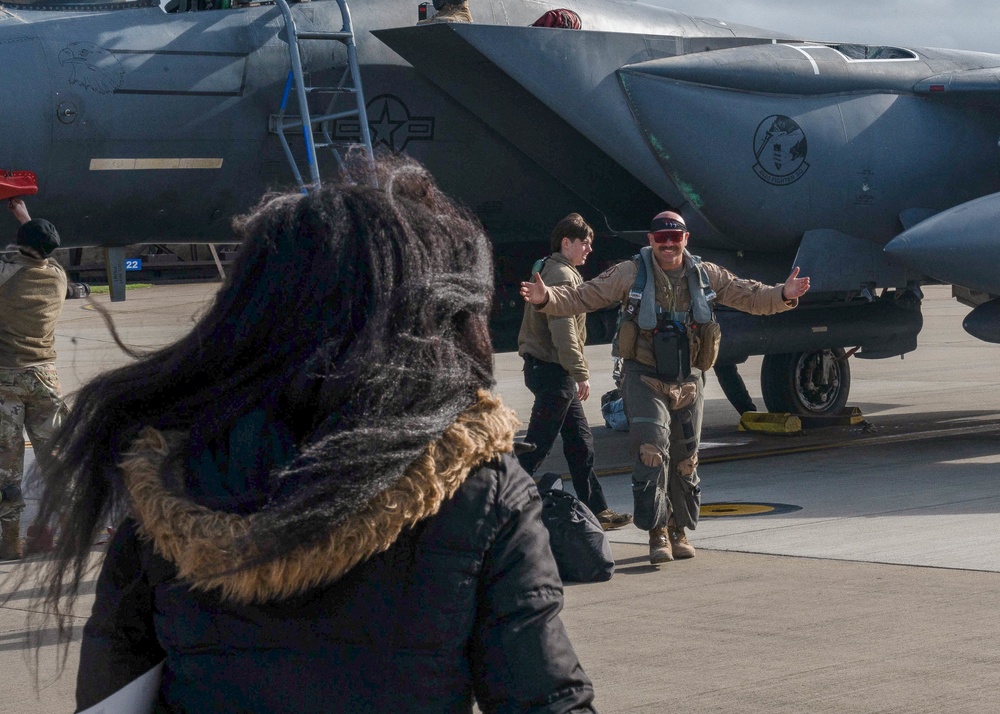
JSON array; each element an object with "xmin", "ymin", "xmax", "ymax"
[
  {"xmin": 374, "ymin": 24, "xmax": 772, "ymax": 244},
  {"xmin": 377, "ymin": 26, "xmax": 1000, "ymax": 264}
]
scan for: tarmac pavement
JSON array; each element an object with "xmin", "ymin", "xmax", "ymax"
[{"xmin": 2, "ymin": 281, "xmax": 999, "ymax": 713}]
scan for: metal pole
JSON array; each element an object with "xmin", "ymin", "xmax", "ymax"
[{"xmin": 275, "ymin": 0, "xmax": 321, "ymax": 188}]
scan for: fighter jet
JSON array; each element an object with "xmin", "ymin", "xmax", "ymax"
[
  {"xmin": 0, "ymin": 0, "xmax": 782, "ymax": 296},
  {"xmin": 1, "ymin": 0, "xmax": 996, "ymax": 416},
  {"xmin": 0, "ymin": 0, "xmax": 781, "ymax": 243},
  {"xmin": 376, "ymin": 16, "xmax": 1000, "ymax": 413}
]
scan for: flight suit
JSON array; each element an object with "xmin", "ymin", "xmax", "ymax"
[{"xmin": 538, "ymin": 252, "xmax": 793, "ymax": 532}]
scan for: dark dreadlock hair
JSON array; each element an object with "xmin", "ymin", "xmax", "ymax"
[{"xmin": 21, "ymin": 154, "xmax": 495, "ymax": 659}]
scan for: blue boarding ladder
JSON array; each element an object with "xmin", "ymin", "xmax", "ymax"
[{"xmin": 272, "ymin": 0, "xmax": 375, "ymax": 190}]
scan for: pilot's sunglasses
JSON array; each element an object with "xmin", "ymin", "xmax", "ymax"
[{"xmin": 651, "ymin": 229, "xmax": 686, "ymax": 244}]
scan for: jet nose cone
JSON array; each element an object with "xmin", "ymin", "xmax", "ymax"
[
  {"xmin": 883, "ymin": 233, "xmax": 915, "ymax": 259},
  {"xmin": 963, "ymin": 299, "xmax": 1000, "ymax": 343}
]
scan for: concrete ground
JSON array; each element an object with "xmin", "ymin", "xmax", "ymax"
[{"xmin": 2, "ymin": 282, "xmax": 999, "ymax": 713}]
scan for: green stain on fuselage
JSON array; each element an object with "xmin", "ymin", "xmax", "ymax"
[{"xmin": 624, "ymin": 73, "xmax": 706, "ymax": 210}]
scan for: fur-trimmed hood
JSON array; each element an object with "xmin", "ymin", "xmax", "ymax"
[{"xmin": 119, "ymin": 391, "xmax": 519, "ymax": 604}]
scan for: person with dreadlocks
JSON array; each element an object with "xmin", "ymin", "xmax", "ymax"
[{"xmin": 26, "ymin": 155, "xmax": 595, "ymax": 712}]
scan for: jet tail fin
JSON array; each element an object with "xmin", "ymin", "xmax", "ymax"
[{"xmin": 373, "ymin": 24, "xmax": 663, "ymax": 228}]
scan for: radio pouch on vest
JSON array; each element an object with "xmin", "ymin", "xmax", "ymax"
[
  {"xmin": 685, "ymin": 255, "xmax": 720, "ymax": 370},
  {"xmin": 612, "ymin": 247, "xmax": 655, "ymax": 358},
  {"xmin": 653, "ymin": 317, "xmax": 690, "ymax": 381},
  {"xmin": 613, "ymin": 247, "xmax": 717, "ymax": 371}
]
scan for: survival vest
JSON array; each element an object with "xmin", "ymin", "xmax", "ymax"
[{"xmin": 612, "ymin": 246, "xmax": 718, "ymax": 358}]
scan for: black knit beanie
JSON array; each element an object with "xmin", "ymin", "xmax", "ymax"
[{"xmin": 17, "ymin": 218, "xmax": 60, "ymax": 257}]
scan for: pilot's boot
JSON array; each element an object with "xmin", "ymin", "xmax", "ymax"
[
  {"xmin": 668, "ymin": 525, "xmax": 696, "ymax": 559},
  {"xmin": 0, "ymin": 520, "xmax": 24, "ymax": 561},
  {"xmin": 649, "ymin": 527, "xmax": 673, "ymax": 564}
]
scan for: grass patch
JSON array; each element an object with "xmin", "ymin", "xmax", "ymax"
[{"xmin": 87, "ymin": 283, "xmax": 155, "ymax": 294}]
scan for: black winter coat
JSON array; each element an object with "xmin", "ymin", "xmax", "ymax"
[{"xmin": 77, "ymin": 400, "xmax": 595, "ymax": 713}]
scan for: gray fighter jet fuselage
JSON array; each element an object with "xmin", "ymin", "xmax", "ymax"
[
  {"xmin": 0, "ymin": 0, "xmax": 778, "ymax": 247},
  {"xmin": 2, "ymin": 0, "xmax": 997, "ymax": 416}
]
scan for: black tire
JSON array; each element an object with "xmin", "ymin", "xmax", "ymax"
[{"xmin": 760, "ymin": 348, "xmax": 851, "ymax": 416}]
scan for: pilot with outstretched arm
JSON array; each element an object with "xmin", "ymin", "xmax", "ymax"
[{"xmin": 520, "ymin": 210, "xmax": 810, "ymax": 565}]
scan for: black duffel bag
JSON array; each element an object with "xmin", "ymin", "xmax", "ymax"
[{"xmin": 536, "ymin": 472, "xmax": 614, "ymax": 583}]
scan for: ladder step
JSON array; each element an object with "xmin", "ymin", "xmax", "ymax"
[
  {"xmin": 305, "ymin": 86, "xmax": 358, "ymax": 94},
  {"xmin": 269, "ymin": 108, "xmax": 360, "ymax": 132},
  {"xmin": 272, "ymin": 0, "xmax": 374, "ymax": 188},
  {"xmin": 296, "ymin": 31, "xmax": 354, "ymax": 41},
  {"xmin": 311, "ymin": 109, "xmax": 359, "ymax": 123}
]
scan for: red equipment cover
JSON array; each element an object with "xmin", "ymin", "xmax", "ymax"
[{"xmin": 0, "ymin": 170, "xmax": 39, "ymax": 200}]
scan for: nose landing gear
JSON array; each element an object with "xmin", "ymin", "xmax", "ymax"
[{"xmin": 760, "ymin": 347, "xmax": 851, "ymax": 416}]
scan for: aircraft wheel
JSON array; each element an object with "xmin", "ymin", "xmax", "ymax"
[{"xmin": 760, "ymin": 348, "xmax": 851, "ymax": 416}]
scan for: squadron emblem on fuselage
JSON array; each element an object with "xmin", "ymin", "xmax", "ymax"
[{"xmin": 752, "ymin": 115, "xmax": 809, "ymax": 186}]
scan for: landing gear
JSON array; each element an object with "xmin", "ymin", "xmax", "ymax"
[{"xmin": 760, "ymin": 348, "xmax": 851, "ymax": 416}]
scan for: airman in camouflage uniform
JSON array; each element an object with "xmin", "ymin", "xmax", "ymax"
[
  {"xmin": 0, "ymin": 367, "xmax": 66, "ymax": 499},
  {"xmin": 0, "ymin": 198, "xmax": 67, "ymax": 559}
]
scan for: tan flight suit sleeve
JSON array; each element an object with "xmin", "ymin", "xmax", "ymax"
[
  {"xmin": 542, "ymin": 260, "xmax": 590, "ymax": 382},
  {"xmin": 706, "ymin": 262, "xmax": 796, "ymax": 315},
  {"xmin": 538, "ymin": 260, "xmax": 637, "ymax": 317}
]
